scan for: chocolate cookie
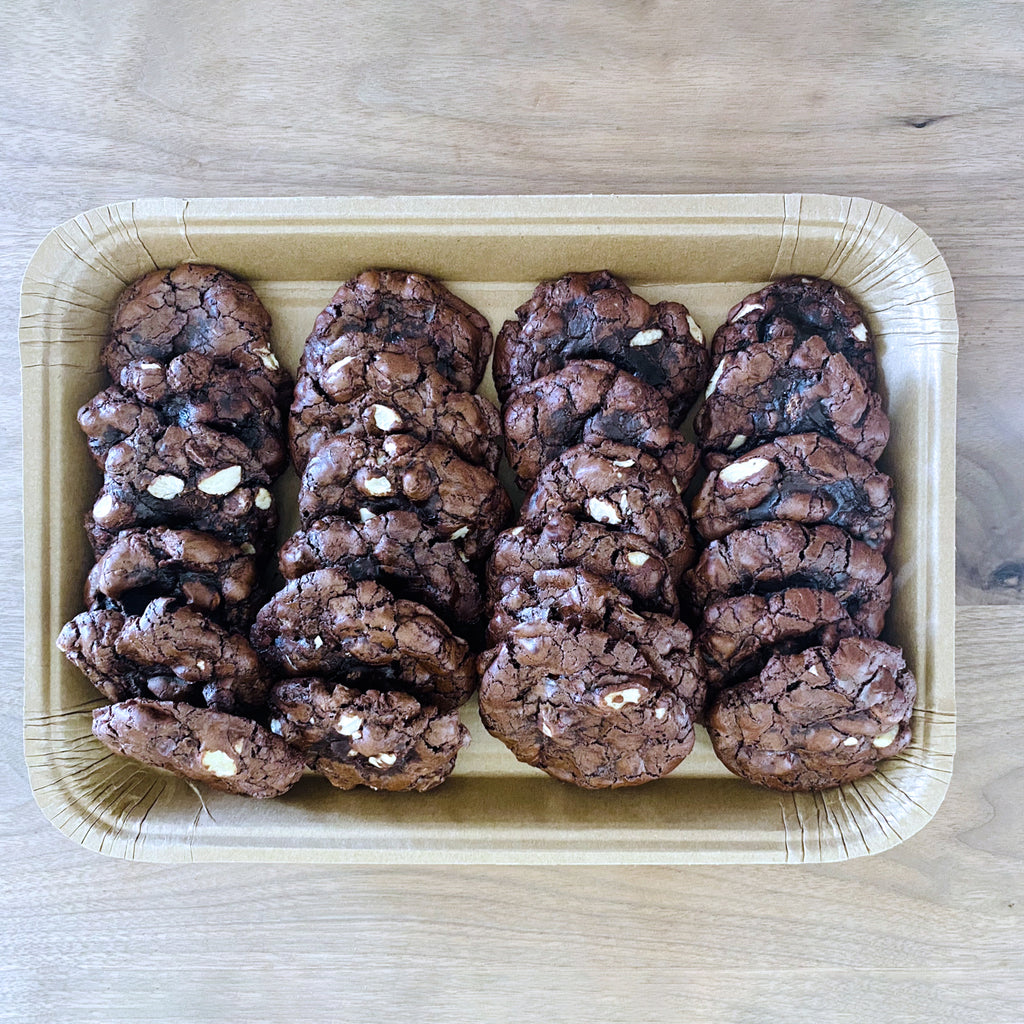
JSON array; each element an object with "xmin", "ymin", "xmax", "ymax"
[
  {"xmin": 697, "ymin": 332, "xmax": 889, "ymax": 467},
  {"xmin": 519, "ymin": 442, "xmax": 696, "ymax": 580},
  {"xmin": 103, "ymin": 263, "xmax": 292, "ymax": 404},
  {"xmin": 699, "ymin": 588, "xmax": 859, "ymax": 693},
  {"xmin": 502, "ymin": 358, "xmax": 701, "ymax": 488},
  {"xmin": 479, "ymin": 621, "xmax": 695, "ymax": 789},
  {"xmin": 686, "ymin": 522, "xmax": 892, "ymax": 637},
  {"xmin": 301, "ymin": 269, "xmax": 492, "ymax": 393},
  {"xmin": 289, "ymin": 349, "xmax": 502, "ymax": 473},
  {"xmin": 690, "ymin": 433, "xmax": 895, "ymax": 552},
  {"xmin": 57, "ymin": 608, "xmax": 133, "ymax": 701},
  {"xmin": 91, "ymin": 423, "xmax": 277, "ymax": 548},
  {"xmin": 493, "ymin": 270, "xmax": 709, "ymax": 421},
  {"xmin": 707, "ymin": 638, "xmax": 916, "ymax": 791},
  {"xmin": 487, "ymin": 568, "xmax": 705, "ymax": 718},
  {"xmin": 487, "ymin": 516, "xmax": 679, "ymax": 616},
  {"xmin": 80, "ymin": 352, "xmax": 287, "ymax": 477},
  {"xmin": 92, "ymin": 699, "xmax": 305, "ymax": 798},
  {"xmin": 279, "ymin": 512, "xmax": 484, "ymax": 626},
  {"xmin": 85, "ymin": 527, "xmax": 259, "ymax": 629},
  {"xmin": 268, "ymin": 680, "xmax": 469, "ymax": 792},
  {"xmin": 298, "ymin": 434, "xmax": 511, "ymax": 560},
  {"xmin": 58, "ymin": 598, "xmax": 269, "ymax": 713},
  {"xmin": 710, "ymin": 276, "xmax": 877, "ymax": 390},
  {"xmin": 250, "ymin": 569, "xmax": 477, "ymax": 712}
]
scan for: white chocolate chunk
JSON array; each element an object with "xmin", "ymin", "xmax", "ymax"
[
  {"xmin": 807, "ymin": 664, "xmax": 821, "ymax": 677},
  {"xmin": 731, "ymin": 302, "xmax": 764, "ymax": 322},
  {"xmin": 629, "ymin": 328, "xmax": 663, "ymax": 347},
  {"xmin": 718, "ymin": 457, "xmax": 769, "ymax": 484},
  {"xmin": 269, "ymin": 719, "xmax": 283, "ymax": 736},
  {"xmin": 612, "ymin": 459, "xmax": 635, "ymax": 468},
  {"xmin": 603, "ymin": 688, "xmax": 642, "ymax": 708},
  {"xmin": 93, "ymin": 493, "xmax": 116, "ymax": 522},
  {"xmin": 370, "ymin": 404, "xmax": 403, "ymax": 431},
  {"xmin": 852, "ymin": 322, "xmax": 868, "ymax": 342},
  {"xmin": 197, "ymin": 465, "xmax": 242, "ymax": 495},
  {"xmin": 727, "ymin": 434, "xmax": 747, "ymax": 451},
  {"xmin": 842, "ymin": 736, "xmax": 859, "ymax": 747},
  {"xmin": 587, "ymin": 497, "xmax": 622, "ymax": 525},
  {"xmin": 313, "ymin": 635, "xmax": 323, "ymax": 649},
  {"xmin": 359, "ymin": 507, "xmax": 376, "ymax": 523},
  {"xmin": 382, "ymin": 436, "xmax": 399, "ymax": 457},
  {"xmin": 254, "ymin": 487, "xmax": 273, "ymax": 510},
  {"xmin": 368, "ymin": 752, "xmax": 397, "ymax": 768},
  {"xmin": 336, "ymin": 715, "xmax": 363, "ymax": 737},
  {"xmin": 195, "ymin": 659, "xmax": 207, "ymax": 672},
  {"xmin": 626, "ymin": 550, "xmax": 650, "ymax": 567},
  {"xmin": 654, "ymin": 707, "xmax": 667, "ymax": 720},
  {"xmin": 450, "ymin": 526, "xmax": 469, "ymax": 540},
  {"xmin": 260, "ymin": 351, "xmax": 281, "ymax": 371},
  {"xmin": 146, "ymin": 474, "xmax": 185, "ymax": 499},
  {"xmin": 541, "ymin": 723, "xmax": 554, "ymax": 738},
  {"xmin": 233, "ymin": 739, "xmax": 245, "ymax": 754},
  {"xmin": 510, "ymin": 526, "xmax": 525, "ymax": 537},
  {"xmin": 136, "ymin": 360, "xmax": 162, "ymax": 370},
  {"xmin": 873, "ymin": 727, "xmax": 899, "ymax": 748},
  {"xmin": 685, "ymin": 314, "xmax": 704, "ymax": 344},
  {"xmin": 705, "ymin": 359, "xmax": 726, "ymax": 398},
  {"xmin": 363, "ymin": 476, "xmax": 393, "ymax": 496},
  {"xmin": 200, "ymin": 749, "xmax": 238, "ymax": 777}
]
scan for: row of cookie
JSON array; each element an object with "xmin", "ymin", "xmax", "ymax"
[
  {"xmin": 478, "ymin": 272, "xmax": 711, "ymax": 789},
  {"xmin": 238, "ymin": 271, "xmax": 514, "ymax": 794},
  {"xmin": 685, "ymin": 278, "xmax": 916, "ymax": 791},
  {"xmin": 83, "ymin": 265, "xmax": 291, "ymax": 554},
  {"xmin": 60, "ymin": 264, "xmax": 310, "ymax": 796},
  {"xmin": 281, "ymin": 270, "xmax": 512, "ymax": 634}
]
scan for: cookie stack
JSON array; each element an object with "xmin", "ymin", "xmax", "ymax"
[
  {"xmin": 250, "ymin": 270, "xmax": 511, "ymax": 792},
  {"xmin": 479, "ymin": 271, "xmax": 710, "ymax": 789},
  {"xmin": 687, "ymin": 276, "xmax": 917, "ymax": 791},
  {"xmin": 58, "ymin": 264, "xmax": 305, "ymax": 798}
]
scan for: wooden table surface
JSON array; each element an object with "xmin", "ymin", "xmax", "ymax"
[{"xmin": 2, "ymin": 2, "xmax": 1021, "ymax": 1021}]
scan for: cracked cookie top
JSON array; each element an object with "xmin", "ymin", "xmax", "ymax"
[
  {"xmin": 707, "ymin": 637, "xmax": 916, "ymax": 791},
  {"xmin": 696, "ymin": 332, "xmax": 889, "ymax": 467},
  {"xmin": 93, "ymin": 699, "xmax": 305, "ymax": 798},
  {"xmin": 493, "ymin": 270, "xmax": 709, "ymax": 421},
  {"xmin": 710, "ymin": 275, "xmax": 877, "ymax": 390},
  {"xmin": 279, "ymin": 511, "xmax": 484, "ymax": 627},
  {"xmin": 250, "ymin": 569, "xmax": 477, "ymax": 712},
  {"xmin": 268, "ymin": 680, "xmax": 469, "ymax": 793},
  {"xmin": 300, "ymin": 269, "xmax": 493, "ymax": 394},
  {"xmin": 103, "ymin": 263, "xmax": 291, "ymax": 405},
  {"xmin": 690, "ymin": 433, "xmax": 895, "ymax": 552},
  {"xmin": 519, "ymin": 441, "xmax": 697, "ymax": 581},
  {"xmin": 58, "ymin": 598, "xmax": 269, "ymax": 714},
  {"xmin": 478, "ymin": 621, "xmax": 695, "ymax": 789},
  {"xmin": 502, "ymin": 358, "xmax": 700, "ymax": 489}
]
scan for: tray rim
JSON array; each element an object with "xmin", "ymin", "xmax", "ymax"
[{"xmin": 21, "ymin": 192, "xmax": 957, "ymax": 865}]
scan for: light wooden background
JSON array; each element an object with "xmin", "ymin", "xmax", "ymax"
[{"xmin": 2, "ymin": 2, "xmax": 1022, "ymax": 1022}]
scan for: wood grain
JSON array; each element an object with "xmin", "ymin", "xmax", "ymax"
[{"xmin": 1, "ymin": 1, "xmax": 1022, "ymax": 1021}]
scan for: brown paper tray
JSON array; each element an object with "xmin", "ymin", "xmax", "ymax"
[{"xmin": 20, "ymin": 195, "xmax": 957, "ymax": 863}]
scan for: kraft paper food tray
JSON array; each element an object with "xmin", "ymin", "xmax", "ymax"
[{"xmin": 20, "ymin": 194, "xmax": 957, "ymax": 864}]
